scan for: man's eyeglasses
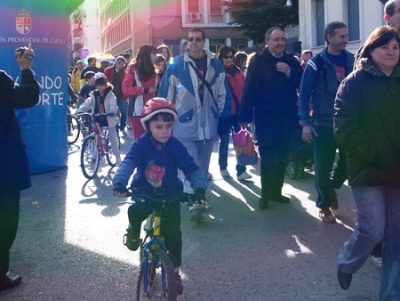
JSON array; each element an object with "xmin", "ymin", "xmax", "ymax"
[
  {"xmin": 223, "ymin": 56, "xmax": 233, "ymax": 59},
  {"xmin": 188, "ymin": 37, "xmax": 202, "ymax": 42}
]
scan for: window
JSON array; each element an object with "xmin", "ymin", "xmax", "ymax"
[
  {"xmin": 315, "ymin": 0, "xmax": 325, "ymax": 46},
  {"xmin": 188, "ymin": 0, "xmax": 199, "ymax": 12},
  {"xmin": 208, "ymin": 38, "xmax": 226, "ymax": 54},
  {"xmin": 231, "ymin": 38, "xmax": 247, "ymax": 50},
  {"xmin": 210, "ymin": 0, "xmax": 222, "ymax": 15},
  {"xmin": 163, "ymin": 39, "xmax": 181, "ymax": 57},
  {"xmin": 209, "ymin": 0, "xmax": 223, "ymax": 23},
  {"xmin": 347, "ymin": 0, "xmax": 360, "ymax": 41}
]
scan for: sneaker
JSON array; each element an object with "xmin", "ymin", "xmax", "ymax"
[
  {"xmin": 174, "ymin": 271, "xmax": 183, "ymax": 295},
  {"xmin": 124, "ymin": 226, "xmax": 140, "ymax": 251},
  {"xmin": 337, "ymin": 270, "xmax": 352, "ymax": 290},
  {"xmin": 206, "ymin": 172, "xmax": 213, "ymax": 181},
  {"xmin": 121, "ymin": 130, "xmax": 127, "ymax": 137},
  {"xmin": 220, "ymin": 169, "xmax": 230, "ymax": 177},
  {"xmin": 371, "ymin": 255, "xmax": 382, "ymax": 269},
  {"xmin": 237, "ymin": 171, "xmax": 252, "ymax": 181},
  {"xmin": 330, "ymin": 190, "xmax": 339, "ymax": 210},
  {"xmin": 319, "ymin": 208, "xmax": 336, "ymax": 223}
]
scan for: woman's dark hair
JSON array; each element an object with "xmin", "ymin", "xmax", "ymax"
[
  {"xmin": 359, "ymin": 26, "xmax": 400, "ymax": 61},
  {"xmin": 145, "ymin": 112, "xmax": 175, "ymax": 131},
  {"xmin": 217, "ymin": 45, "xmax": 236, "ymax": 61},
  {"xmin": 131, "ymin": 44, "xmax": 157, "ymax": 82},
  {"xmin": 234, "ymin": 51, "xmax": 248, "ymax": 71}
]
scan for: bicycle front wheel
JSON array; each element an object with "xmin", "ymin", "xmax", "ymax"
[
  {"xmin": 67, "ymin": 114, "xmax": 81, "ymax": 145},
  {"xmin": 106, "ymin": 135, "xmax": 120, "ymax": 167},
  {"xmin": 80, "ymin": 135, "xmax": 100, "ymax": 179},
  {"xmin": 136, "ymin": 249, "xmax": 177, "ymax": 301}
]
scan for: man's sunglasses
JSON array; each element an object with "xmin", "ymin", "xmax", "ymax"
[
  {"xmin": 188, "ymin": 37, "xmax": 202, "ymax": 42},
  {"xmin": 223, "ymin": 56, "xmax": 233, "ymax": 59}
]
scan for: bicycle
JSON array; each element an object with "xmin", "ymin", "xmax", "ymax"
[
  {"xmin": 78, "ymin": 112, "xmax": 120, "ymax": 179},
  {"xmin": 67, "ymin": 112, "xmax": 81, "ymax": 145},
  {"xmin": 119, "ymin": 190, "xmax": 182, "ymax": 301}
]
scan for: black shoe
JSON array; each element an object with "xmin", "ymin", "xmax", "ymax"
[
  {"xmin": 337, "ymin": 270, "xmax": 352, "ymax": 290},
  {"xmin": 258, "ymin": 198, "xmax": 269, "ymax": 210},
  {"xmin": 0, "ymin": 274, "xmax": 22, "ymax": 291},
  {"xmin": 272, "ymin": 195, "xmax": 290, "ymax": 203},
  {"xmin": 175, "ymin": 271, "xmax": 183, "ymax": 295},
  {"xmin": 124, "ymin": 226, "xmax": 140, "ymax": 251}
]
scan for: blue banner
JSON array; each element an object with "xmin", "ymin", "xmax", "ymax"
[{"xmin": 0, "ymin": 1, "xmax": 69, "ymax": 173}]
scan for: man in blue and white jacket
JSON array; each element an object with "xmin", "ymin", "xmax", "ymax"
[{"xmin": 158, "ymin": 27, "xmax": 227, "ymax": 209}]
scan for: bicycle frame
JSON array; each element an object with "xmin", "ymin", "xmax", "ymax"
[
  {"xmin": 92, "ymin": 121, "xmax": 107, "ymax": 156},
  {"xmin": 84, "ymin": 113, "xmax": 109, "ymax": 156},
  {"xmin": 141, "ymin": 210, "xmax": 170, "ymax": 295}
]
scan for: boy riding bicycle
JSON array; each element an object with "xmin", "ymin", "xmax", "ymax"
[
  {"xmin": 77, "ymin": 72, "xmax": 121, "ymax": 164},
  {"xmin": 112, "ymin": 97, "xmax": 207, "ymax": 295}
]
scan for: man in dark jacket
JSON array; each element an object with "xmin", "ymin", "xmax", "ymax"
[
  {"xmin": 298, "ymin": 21, "xmax": 354, "ymax": 223},
  {"xmin": 0, "ymin": 44, "xmax": 40, "ymax": 291},
  {"xmin": 238, "ymin": 26, "xmax": 303, "ymax": 210},
  {"xmin": 104, "ymin": 56, "xmax": 128, "ymax": 136}
]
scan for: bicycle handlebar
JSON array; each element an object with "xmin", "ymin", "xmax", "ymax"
[{"xmin": 116, "ymin": 189, "xmax": 183, "ymax": 205}]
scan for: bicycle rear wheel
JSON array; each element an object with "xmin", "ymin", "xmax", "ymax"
[
  {"xmin": 67, "ymin": 114, "xmax": 81, "ymax": 145},
  {"xmin": 80, "ymin": 135, "xmax": 100, "ymax": 179},
  {"xmin": 136, "ymin": 249, "xmax": 177, "ymax": 301}
]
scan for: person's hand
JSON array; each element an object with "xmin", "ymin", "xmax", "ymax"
[
  {"xmin": 15, "ymin": 43, "xmax": 34, "ymax": 70},
  {"xmin": 302, "ymin": 125, "xmax": 318, "ymax": 144},
  {"xmin": 113, "ymin": 185, "xmax": 128, "ymax": 197},
  {"xmin": 193, "ymin": 188, "xmax": 206, "ymax": 203},
  {"xmin": 276, "ymin": 62, "xmax": 289, "ymax": 74},
  {"xmin": 144, "ymin": 87, "xmax": 157, "ymax": 94}
]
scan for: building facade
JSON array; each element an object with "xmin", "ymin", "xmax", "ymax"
[
  {"xmin": 299, "ymin": 0, "xmax": 385, "ymax": 54},
  {"xmin": 71, "ymin": 0, "xmax": 253, "ymax": 60}
]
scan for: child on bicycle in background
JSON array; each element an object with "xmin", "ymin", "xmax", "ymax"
[
  {"xmin": 78, "ymin": 71, "xmax": 96, "ymax": 105},
  {"xmin": 112, "ymin": 97, "xmax": 208, "ymax": 295},
  {"xmin": 77, "ymin": 72, "xmax": 121, "ymax": 164}
]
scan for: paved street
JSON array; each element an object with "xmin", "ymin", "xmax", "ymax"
[{"xmin": 0, "ymin": 130, "xmax": 381, "ymax": 301}]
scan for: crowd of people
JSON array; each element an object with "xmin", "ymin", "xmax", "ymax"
[{"xmin": 2, "ymin": 0, "xmax": 400, "ymax": 299}]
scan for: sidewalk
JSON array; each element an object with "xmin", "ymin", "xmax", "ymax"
[{"xmin": 0, "ymin": 134, "xmax": 381, "ymax": 301}]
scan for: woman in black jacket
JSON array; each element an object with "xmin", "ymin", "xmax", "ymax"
[
  {"xmin": 334, "ymin": 26, "xmax": 400, "ymax": 299},
  {"xmin": 0, "ymin": 44, "xmax": 40, "ymax": 291}
]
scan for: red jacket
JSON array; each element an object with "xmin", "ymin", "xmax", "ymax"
[
  {"xmin": 104, "ymin": 65, "xmax": 127, "ymax": 99},
  {"xmin": 225, "ymin": 65, "xmax": 246, "ymax": 115}
]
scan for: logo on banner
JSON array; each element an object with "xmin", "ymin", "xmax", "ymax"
[{"xmin": 16, "ymin": 10, "xmax": 31, "ymax": 35}]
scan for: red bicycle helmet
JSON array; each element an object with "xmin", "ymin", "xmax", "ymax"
[{"xmin": 140, "ymin": 97, "xmax": 178, "ymax": 130}]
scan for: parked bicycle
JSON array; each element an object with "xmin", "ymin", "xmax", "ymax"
[
  {"xmin": 78, "ymin": 112, "xmax": 120, "ymax": 179},
  {"xmin": 119, "ymin": 189, "xmax": 182, "ymax": 301}
]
